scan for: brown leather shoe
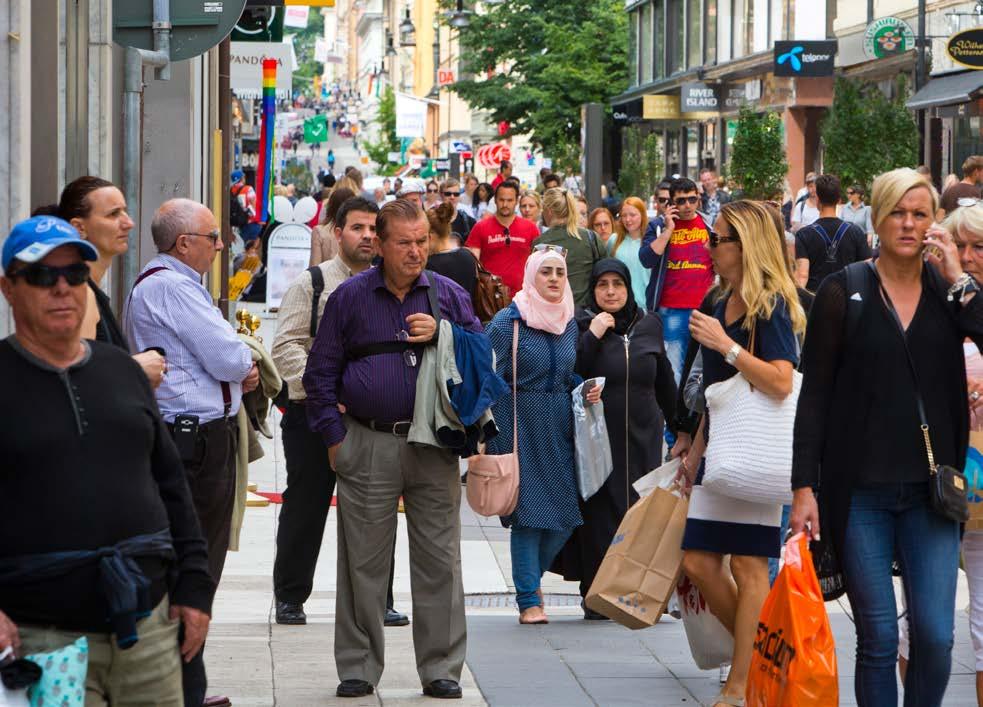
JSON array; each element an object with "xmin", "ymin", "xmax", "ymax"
[{"xmin": 203, "ymin": 697, "xmax": 232, "ymax": 707}]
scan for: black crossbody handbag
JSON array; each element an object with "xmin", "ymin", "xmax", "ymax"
[{"xmin": 869, "ymin": 262, "xmax": 969, "ymax": 523}]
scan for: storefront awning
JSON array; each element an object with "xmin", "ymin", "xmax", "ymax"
[{"xmin": 907, "ymin": 71, "xmax": 983, "ymax": 110}]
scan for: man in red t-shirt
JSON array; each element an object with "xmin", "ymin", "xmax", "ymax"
[
  {"xmin": 467, "ymin": 182, "xmax": 537, "ymax": 294},
  {"xmin": 490, "ymin": 160, "xmax": 513, "ymax": 190},
  {"xmin": 642, "ymin": 177, "xmax": 714, "ymax": 386}
]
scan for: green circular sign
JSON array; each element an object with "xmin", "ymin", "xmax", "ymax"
[
  {"xmin": 863, "ymin": 17, "xmax": 915, "ymax": 60},
  {"xmin": 114, "ymin": 0, "xmax": 247, "ymax": 62}
]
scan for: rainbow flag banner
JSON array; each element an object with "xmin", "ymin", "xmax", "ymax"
[{"xmin": 255, "ymin": 59, "xmax": 277, "ymax": 223}]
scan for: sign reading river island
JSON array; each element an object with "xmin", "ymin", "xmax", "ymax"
[{"xmin": 948, "ymin": 28, "xmax": 983, "ymax": 70}]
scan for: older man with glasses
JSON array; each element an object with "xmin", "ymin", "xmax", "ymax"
[
  {"xmin": 124, "ymin": 198, "xmax": 259, "ymax": 707},
  {"xmin": 439, "ymin": 178, "xmax": 476, "ymax": 245},
  {"xmin": 303, "ymin": 199, "xmax": 483, "ymax": 700}
]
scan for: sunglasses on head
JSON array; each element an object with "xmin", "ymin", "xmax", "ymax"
[
  {"xmin": 674, "ymin": 196, "xmax": 700, "ymax": 206},
  {"xmin": 708, "ymin": 230, "xmax": 739, "ymax": 248},
  {"xmin": 958, "ymin": 197, "xmax": 983, "ymax": 208},
  {"xmin": 8, "ymin": 262, "xmax": 89, "ymax": 287},
  {"xmin": 533, "ymin": 243, "xmax": 568, "ymax": 258}
]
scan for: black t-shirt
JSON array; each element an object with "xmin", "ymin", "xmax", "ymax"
[
  {"xmin": 89, "ymin": 279, "xmax": 128, "ymax": 350},
  {"xmin": 427, "ymin": 249, "xmax": 478, "ymax": 300},
  {"xmin": 795, "ymin": 217, "xmax": 871, "ymax": 292},
  {"xmin": 0, "ymin": 339, "xmax": 214, "ymax": 631}
]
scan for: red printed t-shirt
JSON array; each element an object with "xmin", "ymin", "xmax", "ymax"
[
  {"xmin": 469, "ymin": 216, "xmax": 538, "ymax": 294},
  {"xmin": 660, "ymin": 214, "xmax": 714, "ymax": 310}
]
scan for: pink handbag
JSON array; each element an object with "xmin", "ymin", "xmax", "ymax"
[{"xmin": 466, "ymin": 320, "xmax": 520, "ymax": 517}]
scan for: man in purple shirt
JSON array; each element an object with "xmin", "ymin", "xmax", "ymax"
[{"xmin": 303, "ymin": 199, "xmax": 481, "ymax": 700}]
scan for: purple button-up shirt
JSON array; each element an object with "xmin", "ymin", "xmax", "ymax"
[{"xmin": 303, "ymin": 265, "xmax": 482, "ymax": 446}]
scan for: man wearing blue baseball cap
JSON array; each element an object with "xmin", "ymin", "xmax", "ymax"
[{"xmin": 0, "ymin": 215, "xmax": 215, "ymax": 704}]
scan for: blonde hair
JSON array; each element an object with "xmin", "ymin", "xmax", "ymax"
[
  {"xmin": 718, "ymin": 200, "xmax": 806, "ymax": 335},
  {"xmin": 943, "ymin": 202, "xmax": 983, "ymax": 243},
  {"xmin": 334, "ymin": 176, "xmax": 361, "ymax": 195},
  {"xmin": 542, "ymin": 187, "xmax": 581, "ymax": 239},
  {"xmin": 612, "ymin": 197, "xmax": 649, "ymax": 255},
  {"xmin": 870, "ymin": 168, "xmax": 939, "ymax": 232}
]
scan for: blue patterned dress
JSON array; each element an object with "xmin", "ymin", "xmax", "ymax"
[{"xmin": 485, "ymin": 303, "xmax": 583, "ymax": 531}]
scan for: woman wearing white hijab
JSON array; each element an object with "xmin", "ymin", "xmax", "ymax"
[{"xmin": 485, "ymin": 246, "xmax": 584, "ymax": 624}]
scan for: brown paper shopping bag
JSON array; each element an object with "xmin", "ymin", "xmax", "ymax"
[{"xmin": 585, "ymin": 486, "xmax": 689, "ymax": 629}]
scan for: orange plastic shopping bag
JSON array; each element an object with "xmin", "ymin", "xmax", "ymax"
[{"xmin": 746, "ymin": 532, "xmax": 838, "ymax": 706}]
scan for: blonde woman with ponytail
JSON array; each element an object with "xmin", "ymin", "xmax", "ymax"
[
  {"xmin": 533, "ymin": 187, "xmax": 603, "ymax": 305},
  {"xmin": 673, "ymin": 200, "xmax": 804, "ymax": 707}
]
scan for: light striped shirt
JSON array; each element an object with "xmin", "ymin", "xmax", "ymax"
[{"xmin": 124, "ymin": 254, "xmax": 253, "ymax": 423}]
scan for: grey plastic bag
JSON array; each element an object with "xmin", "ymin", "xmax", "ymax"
[{"xmin": 571, "ymin": 378, "xmax": 614, "ymax": 500}]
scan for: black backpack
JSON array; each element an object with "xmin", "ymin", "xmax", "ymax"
[{"xmin": 230, "ymin": 191, "xmax": 250, "ymax": 229}]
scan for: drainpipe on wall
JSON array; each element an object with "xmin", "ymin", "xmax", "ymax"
[{"xmin": 121, "ymin": 0, "xmax": 171, "ymax": 298}]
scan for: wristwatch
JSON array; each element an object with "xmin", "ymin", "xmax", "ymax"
[
  {"xmin": 948, "ymin": 272, "xmax": 981, "ymax": 304},
  {"xmin": 724, "ymin": 343, "xmax": 741, "ymax": 365}
]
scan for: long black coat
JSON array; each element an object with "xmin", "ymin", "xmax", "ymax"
[{"xmin": 552, "ymin": 307, "xmax": 677, "ymax": 596}]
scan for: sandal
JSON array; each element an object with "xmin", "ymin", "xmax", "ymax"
[
  {"xmin": 712, "ymin": 695, "xmax": 745, "ymax": 707},
  {"xmin": 519, "ymin": 606, "xmax": 549, "ymax": 625}
]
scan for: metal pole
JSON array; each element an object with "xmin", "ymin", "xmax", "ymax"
[
  {"xmin": 917, "ymin": 0, "xmax": 927, "ymax": 91},
  {"xmin": 120, "ymin": 1, "xmax": 171, "ymax": 300},
  {"xmin": 218, "ymin": 38, "xmax": 232, "ymax": 318}
]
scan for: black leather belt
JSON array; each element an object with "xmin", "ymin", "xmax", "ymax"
[{"xmin": 353, "ymin": 417, "xmax": 412, "ymax": 436}]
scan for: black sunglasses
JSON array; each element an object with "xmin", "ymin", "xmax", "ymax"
[
  {"xmin": 8, "ymin": 262, "xmax": 89, "ymax": 287},
  {"xmin": 708, "ymin": 230, "xmax": 739, "ymax": 248},
  {"xmin": 503, "ymin": 226, "xmax": 511, "ymax": 247},
  {"xmin": 674, "ymin": 196, "xmax": 700, "ymax": 206},
  {"xmin": 442, "ymin": 191, "xmax": 458, "ymax": 197},
  {"xmin": 427, "ymin": 189, "xmax": 439, "ymax": 194},
  {"xmin": 657, "ymin": 197, "xmax": 670, "ymax": 204}
]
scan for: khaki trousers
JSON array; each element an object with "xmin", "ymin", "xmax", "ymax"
[
  {"xmin": 17, "ymin": 598, "xmax": 182, "ymax": 707},
  {"xmin": 333, "ymin": 417, "xmax": 466, "ymax": 686}
]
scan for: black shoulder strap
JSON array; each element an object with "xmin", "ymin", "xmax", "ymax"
[
  {"xmin": 426, "ymin": 270, "xmax": 442, "ymax": 327},
  {"xmin": 843, "ymin": 261, "xmax": 869, "ymax": 343},
  {"xmin": 308, "ymin": 266, "xmax": 324, "ymax": 338}
]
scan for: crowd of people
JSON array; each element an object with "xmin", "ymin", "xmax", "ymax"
[{"xmin": 3, "ymin": 153, "xmax": 983, "ymax": 707}]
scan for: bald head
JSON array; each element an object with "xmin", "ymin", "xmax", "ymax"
[{"xmin": 151, "ymin": 198, "xmax": 214, "ymax": 252}]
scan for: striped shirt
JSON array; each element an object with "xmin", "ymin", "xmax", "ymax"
[
  {"xmin": 271, "ymin": 256, "xmax": 354, "ymax": 401},
  {"xmin": 124, "ymin": 254, "xmax": 253, "ymax": 423},
  {"xmin": 303, "ymin": 264, "xmax": 482, "ymax": 446}
]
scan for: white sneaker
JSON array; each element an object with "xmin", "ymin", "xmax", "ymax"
[{"xmin": 719, "ymin": 663, "xmax": 731, "ymax": 684}]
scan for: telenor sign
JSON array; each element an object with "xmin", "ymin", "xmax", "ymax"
[
  {"xmin": 773, "ymin": 40, "xmax": 837, "ymax": 77},
  {"xmin": 948, "ymin": 28, "xmax": 983, "ymax": 70}
]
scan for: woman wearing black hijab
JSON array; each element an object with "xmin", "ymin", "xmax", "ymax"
[{"xmin": 553, "ymin": 258, "xmax": 678, "ymax": 618}]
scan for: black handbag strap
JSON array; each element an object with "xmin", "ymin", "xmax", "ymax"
[
  {"xmin": 866, "ymin": 261, "xmax": 938, "ymax": 475},
  {"xmin": 308, "ymin": 265, "xmax": 325, "ymax": 338}
]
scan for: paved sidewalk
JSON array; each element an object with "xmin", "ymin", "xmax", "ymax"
[{"xmin": 207, "ymin": 305, "xmax": 981, "ymax": 706}]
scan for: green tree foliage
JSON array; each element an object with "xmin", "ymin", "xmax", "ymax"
[
  {"xmin": 364, "ymin": 87, "xmax": 402, "ymax": 175},
  {"xmin": 447, "ymin": 0, "xmax": 628, "ymax": 161},
  {"xmin": 618, "ymin": 127, "xmax": 664, "ymax": 199},
  {"xmin": 821, "ymin": 77, "xmax": 919, "ymax": 193},
  {"xmin": 730, "ymin": 106, "xmax": 789, "ymax": 200}
]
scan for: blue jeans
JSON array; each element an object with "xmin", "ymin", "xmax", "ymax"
[
  {"xmin": 659, "ymin": 307, "xmax": 693, "ymax": 449},
  {"xmin": 768, "ymin": 505, "xmax": 791, "ymax": 585},
  {"xmin": 511, "ymin": 526, "xmax": 572, "ymax": 611},
  {"xmin": 841, "ymin": 483, "xmax": 960, "ymax": 707}
]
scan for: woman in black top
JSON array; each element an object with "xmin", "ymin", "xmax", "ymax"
[
  {"xmin": 552, "ymin": 259, "xmax": 676, "ymax": 617},
  {"xmin": 790, "ymin": 168, "xmax": 983, "ymax": 707},
  {"xmin": 36, "ymin": 177, "xmax": 165, "ymax": 387},
  {"xmin": 426, "ymin": 201, "xmax": 478, "ymax": 298}
]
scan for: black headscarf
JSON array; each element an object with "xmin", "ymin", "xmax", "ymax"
[{"xmin": 584, "ymin": 258, "xmax": 639, "ymax": 335}]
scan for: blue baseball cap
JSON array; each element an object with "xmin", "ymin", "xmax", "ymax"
[
  {"xmin": 231, "ymin": 169, "xmax": 245, "ymax": 184},
  {"xmin": 2, "ymin": 216, "xmax": 99, "ymax": 271}
]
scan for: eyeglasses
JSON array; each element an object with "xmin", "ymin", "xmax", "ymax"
[
  {"xmin": 427, "ymin": 189, "xmax": 439, "ymax": 194},
  {"xmin": 442, "ymin": 191, "xmax": 458, "ymax": 198},
  {"xmin": 533, "ymin": 243, "xmax": 568, "ymax": 258},
  {"xmin": 708, "ymin": 230, "xmax": 740, "ymax": 248},
  {"xmin": 7, "ymin": 262, "xmax": 89, "ymax": 287},
  {"xmin": 503, "ymin": 226, "xmax": 511, "ymax": 247},
  {"xmin": 396, "ymin": 330, "xmax": 418, "ymax": 367},
  {"xmin": 657, "ymin": 197, "xmax": 670, "ymax": 204},
  {"xmin": 184, "ymin": 230, "xmax": 221, "ymax": 244},
  {"xmin": 674, "ymin": 196, "xmax": 700, "ymax": 206}
]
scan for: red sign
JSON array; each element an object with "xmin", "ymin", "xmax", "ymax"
[
  {"xmin": 477, "ymin": 142, "xmax": 512, "ymax": 169},
  {"xmin": 438, "ymin": 70, "xmax": 455, "ymax": 86}
]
